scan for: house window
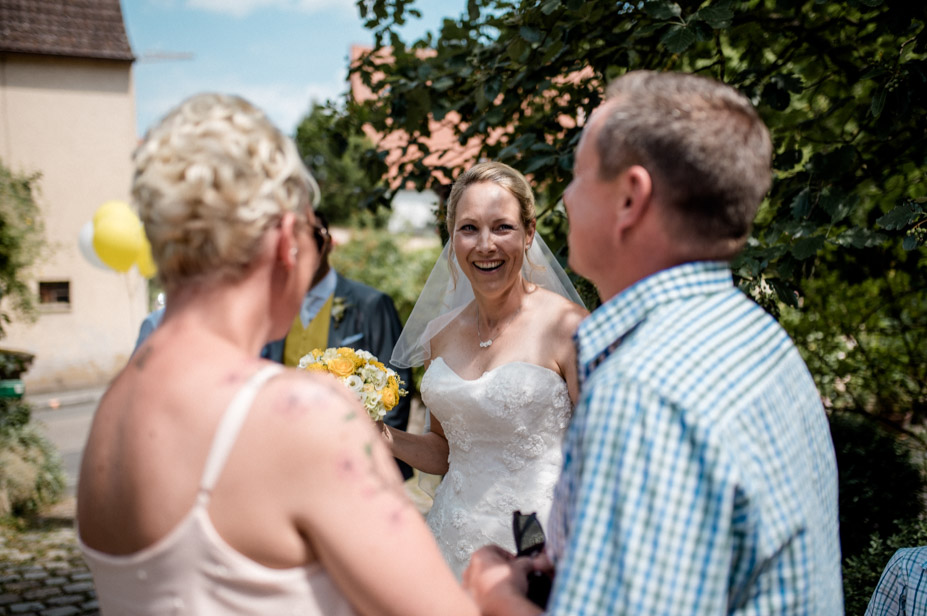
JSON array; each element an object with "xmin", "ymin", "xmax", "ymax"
[{"xmin": 39, "ymin": 281, "xmax": 70, "ymax": 311}]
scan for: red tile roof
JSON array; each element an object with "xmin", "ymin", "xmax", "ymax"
[{"xmin": 0, "ymin": 0, "xmax": 134, "ymax": 61}]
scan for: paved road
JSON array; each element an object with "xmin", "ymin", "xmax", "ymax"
[{"xmin": 32, "ymin": 399, "xmax": 98, "ymax": 498}]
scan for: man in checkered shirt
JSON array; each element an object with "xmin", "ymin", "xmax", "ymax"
[{"xmin": 464, "ymin": 70, "xmax": 843, "ymax": 615}]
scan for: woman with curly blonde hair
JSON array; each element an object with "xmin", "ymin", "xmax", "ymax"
[{"xmin": 77, "ymin": 93, "xmax": 478, "ymax": 616}]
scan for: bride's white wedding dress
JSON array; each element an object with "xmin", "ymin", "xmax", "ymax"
[{"xmin": 421, "ymin": 357, "xmax": 572, "ymax": 579}]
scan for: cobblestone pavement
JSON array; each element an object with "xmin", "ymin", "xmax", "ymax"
[{"xmin": 0, "ymin": 500, "xmax": 98, "ymax": 616}]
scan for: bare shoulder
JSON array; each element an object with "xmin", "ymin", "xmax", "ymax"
[
  {"xmin": 529, "ymin": 287, "xmax": 589, "ymax": 333},
  {"xmin": 253, "ymin": 368, "xmax": 374, "ymax": 446}
]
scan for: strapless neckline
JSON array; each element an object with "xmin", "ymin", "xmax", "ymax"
[
  {"xmin": 421, "ymin": 356, "xmax": 572, "ymax": 579},
  {"xmin": 430, "ymin": 356, "xmax": 564, "ymax": 383}
]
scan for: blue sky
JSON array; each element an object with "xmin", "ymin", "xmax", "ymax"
[{"xmin": 121, "ymin": 0, "xmax": 464, "ymax": 138}]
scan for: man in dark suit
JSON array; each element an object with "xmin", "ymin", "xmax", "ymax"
[
  {"xmin": 261, "ymin": 215, "xmax": 413, "ymax": 479},
  {"xmin": 134, "ymin": 215, "xmax": 413, "ymax": 480}
]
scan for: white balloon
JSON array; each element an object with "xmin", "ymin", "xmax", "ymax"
[{"xmin": 78, "ymin": 220, "xmax": 110, "ymax": 270}]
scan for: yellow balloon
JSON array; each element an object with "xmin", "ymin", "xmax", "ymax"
[
  {"xmin": 93, "ymin": 215, "xmax": 144, "ymax": 272},
  {"xmin": 136, "ymin": 233, "xmax": 158, "ymax": 278},
  {"xmin": 93, "ymin": 200, "xmax": 134, "ymax": 226}
]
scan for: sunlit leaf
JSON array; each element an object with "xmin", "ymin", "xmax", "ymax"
[{"xmin": 661, "ymin": 24, "xmax": 696, "ymax": 53}]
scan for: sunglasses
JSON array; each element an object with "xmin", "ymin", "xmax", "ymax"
[{"xmin": 311, "ymin": 219, "xmax": 330, "ymax": 251}]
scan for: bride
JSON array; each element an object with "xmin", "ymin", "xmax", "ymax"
[{"xmin": 383, "ymin": 161, "xmax": 588, "ymax": 578}]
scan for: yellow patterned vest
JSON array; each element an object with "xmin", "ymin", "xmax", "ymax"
[{"xmin": 283, "ymin": 293, "xmax": 334, "ymax": 367}]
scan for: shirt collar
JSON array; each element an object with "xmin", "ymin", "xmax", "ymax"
[
  {"xmin": 575, "ymin": 261, "xmax": 735, "ymax": 374},
  {"xmin": 309, "ymin": 268, "xmax": 338, "ymax": 301},
  {"xmin": 298, "ymin": 268, "xmax": 338, "ymax": 328}
]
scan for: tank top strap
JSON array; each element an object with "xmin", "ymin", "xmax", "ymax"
[{"xmin": 198, "ymin": 364, "xmax": 284, "ymax": 496}]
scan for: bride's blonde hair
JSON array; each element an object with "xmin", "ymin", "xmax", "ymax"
[{"xmin": 445, "ymin": 161, "xmax": 536, "ymax": 236}]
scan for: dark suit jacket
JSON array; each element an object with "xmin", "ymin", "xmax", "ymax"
[{"xmin": 262, "ymin": 272, "xmax": 413, "ymax": 479}]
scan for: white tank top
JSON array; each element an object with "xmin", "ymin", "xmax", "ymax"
[{"xmin": 79, "ymin": 365, "xmax": 357, "ymax": 615}]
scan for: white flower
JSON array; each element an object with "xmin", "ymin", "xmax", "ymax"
[
  {"xmin": 363, "ymin": 390, "xmax": 382, "ymax": 408},
  {"xmin": 343, "ymin": 374, "xmax": 364, "ymax": 393},
  {"xmin": 360, "ymin": 364, "xmax": 388, "ymax": 389},
  {"xmin": 355, "ymin": 349, "xmax": 375, "ymax": 362}
]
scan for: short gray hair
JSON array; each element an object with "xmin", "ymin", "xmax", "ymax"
[{"xmin": 599, "ymin": 71, "xmax": 772, "ymax": 250}]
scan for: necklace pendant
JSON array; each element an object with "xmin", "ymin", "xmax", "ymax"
[{"xmin": 479, "ymin": 339, "xmax": 493, "ymax": 348}]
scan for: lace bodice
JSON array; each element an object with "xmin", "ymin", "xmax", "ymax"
[{"xmin": 421, "ymin": 357, "xmax": 572, "ymax": 579}]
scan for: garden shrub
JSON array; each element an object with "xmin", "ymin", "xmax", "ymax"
[
  {"xmin": 329, "ymin": 229, "xmax": 441, "ymax": 326},
  {"xmin": 0, "ymin": 399, "xmax": 65, "ymax": 517},
  {"xmin": 0, "ymin": 349, "xmax": 34, "ymax": 380},
  {"xmin": 843, "ymin": 517, "xmax": 927, "ymax": 616},
  {"xmin": 830, "ymin": 412, "xmax": 926, "ymax": 563},
  {"xmin": 329, "ymin": 229, "xmax": 441, "ymax": 391}
]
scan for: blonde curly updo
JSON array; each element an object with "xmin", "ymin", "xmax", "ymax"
[{"xmin": 133, "ymin": 93, "xmax": 319, "ymax": 291}]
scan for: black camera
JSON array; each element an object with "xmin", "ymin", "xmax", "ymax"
[{"xmin": 512, "ymin": 510, "xmax": 553, "ymax": 609}]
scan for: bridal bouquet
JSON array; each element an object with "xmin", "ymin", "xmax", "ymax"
[{"xmin": 299, "ymin": 347, "xmax": 407, "ymax": 421}]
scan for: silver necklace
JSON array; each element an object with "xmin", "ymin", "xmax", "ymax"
[{"xmin": 476, "ymin": 303, "xmax": 522, "ymax": 349}]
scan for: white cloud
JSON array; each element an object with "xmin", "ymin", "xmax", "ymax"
[
  {"xmin": 186, "ymin": 0, "xmax": 354, "ymax": 18},
  {"xmin": 236, "ymin": 79, "xmax": 348, "ymax": 134},
  {"xmin": 136, "ymin": 69, "xmax": 348, "ymax": 137}
]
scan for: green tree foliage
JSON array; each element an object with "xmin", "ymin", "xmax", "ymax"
[
  {"xmin": 0, "ymin": 159, "xmax": 45, "ymax": 338},
  {"xmin": 829, "ymin": 413, "xmax": 926, "ymax": 561},
  {"xmin": 329, "ymin": 229, "xmax": 441, "ymax": 324},
  {"xmin": 352, "ymin": 0, "xmax": 927, "ymax": 415},
  {"xmin": 842, "ymin": 517, "xmax": 927, "ymax": 615},
  {"xmin": 353, "ymin": 4, "xmax": 927, "ymax": 600},
  {"xmin": 294, "ymin": 102, "xmax": 388, "ymax": 225},
  {"xmin": 781, "ymin": 268, "xmax": 926, "ymax": 425}
]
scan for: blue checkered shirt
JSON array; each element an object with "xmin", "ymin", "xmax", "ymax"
[
  {"xmin": 545, "ymin": 262, "xmax": 843, "ymax": 614},
  {"xmin": 866, "ymin": 547, "xmax": 927, "ymax": 615}
]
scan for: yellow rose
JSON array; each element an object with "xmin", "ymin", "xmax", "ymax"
[
  {"xmin": 371, "ymin": 360, "xmax": 386, "ymax": 371},
  {"xmin": 327, "ymin": 356, "xmax": 356, "ymax": 378},
  {"xmin": 380, "ymin": 386, "xmax": 398, "ymax": 410},
  {"xmin": 303, "ymin": 362, "xmax": 327, "ymax": 373},
  {"xmin": 336, "ymin": 347, "xmax": 363, "ymax": 368}
]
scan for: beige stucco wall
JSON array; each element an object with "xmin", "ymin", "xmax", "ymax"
[{"xmin": 0, "ymin": 54, "xmax": 147, "ymax": 393}]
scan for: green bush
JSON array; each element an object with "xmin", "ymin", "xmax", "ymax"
[
  {"xmin": 0, "ymin": 349, "xmax": 34, "ymax": 380},
  {"xmin": 0, "ymin": 399, "xmax": 65, "ymax": 517},
  {"xmin": 0, "ymin": 159, "xmax": 46, "ymax": 338},
  {"xmin": 829, "ymin": 411, "xmax": 927, "ymax": 612},
  {"xmin": 329, "ymin": 230, "xmax": 441, "ymax": 391},
  {"xmin": 0, "ymin": 397, "xmax": 30, "ymax": 434},
  {"xmin": 843, "ymin": 518, "xmax": 927, "ymax": 616},
  {"xmin": 329, "ymin": 230, "xmax": 441, "ymax": 326},
  {"xmin": 830, "ymin": 412, "xmax": 926, "ymax": 562}
]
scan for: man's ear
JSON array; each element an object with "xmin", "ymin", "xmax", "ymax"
[{"xmin": 614, "ymin": 165, "xmax": 653, "ymax": 233}]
